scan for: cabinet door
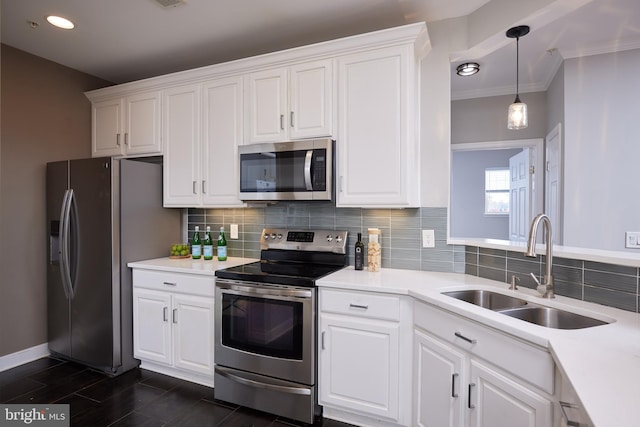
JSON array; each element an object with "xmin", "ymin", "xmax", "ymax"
[
  {"xmin": 414, "ymin": 329, "xmax": 466, "ymax": 427},
  {"xmin": 319, "ymin": 313, "xmax": 399, "ymax": 421},
  {"xmin": 244, "ymin": 68, "xmax": 287, "ymax": 143},
  {"xmin": 469, "ymin": 360, "xmax": 552, "ymax": 427},
  {"xmin": 124, "ymin": 91, "xmax": 162, "ymax": 156},
  {"xmin": 172, "ymin": 294, "xmax": 215, "ymax": 375},
  {"xmin": 202, "ymin": 76, "xmax": 245, "ymax": 207},
  {"xmin": 289, "ymin": 60, "xmax": 333, "ymax": 139},
  {"xmin": 92, "ymin": 98, "xmax": 123, "ymax": 157},
  {"xmin": 163, "ymin": 84, "xmax": 201, "ymax": 207},
  {"xmin": 133, "ymin": 289, "xmax": 172, "ymax": 366},
  {"xmin": 337, "ymin": 46, "xmax": 419, "ymax": 207}
]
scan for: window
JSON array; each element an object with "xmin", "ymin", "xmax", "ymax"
[{"xmin": 485, "ymin": 168, "xmax": 510, "ymax": 214}]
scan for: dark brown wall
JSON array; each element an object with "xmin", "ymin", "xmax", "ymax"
[{"xmin": 0, "ymin": 44, "xmax": 112, "ymax": 357}]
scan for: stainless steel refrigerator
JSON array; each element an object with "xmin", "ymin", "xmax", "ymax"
[{"xmin": 46, "ymin": 157, "xmax": 180, "ymax": 376}]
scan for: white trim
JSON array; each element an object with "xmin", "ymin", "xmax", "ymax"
[{"xmin": 0, "ymin": 343, "xmax": 50, "ymax": 372}]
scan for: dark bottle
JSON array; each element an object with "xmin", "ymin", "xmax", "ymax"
[
  {"xmin": 354, "ymin": 232, "xmax": 364, "ymax": 270},
  {"xmin": 217, "ymin": 226, "xmax": 228, "ymax": 261},
  {"xmin": 191, "ymin": 226, "xmax": 202, "ymax": 260},
  {"xmin": 203, "ymin": 226, "xmax": 213, "ymax": 260}
]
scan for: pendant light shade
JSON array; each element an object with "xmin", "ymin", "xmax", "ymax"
[{"xmin": 506, "ymin": 25, "xmax": 530, "ymax": 130}]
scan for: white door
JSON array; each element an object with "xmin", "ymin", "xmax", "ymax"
[
  {"xmin": 414, "ymin": 329, "xmax": 466, "ymax": 427},
  {"xmin": 545, "ymin": 123, "xmax": 562, "ymax": 244},
  {"xmin": 202, "ymin": 76, "xmax": 245, "ymax": 206},
  {"xmin": 320, "ymin": 314, "xmax": 399, "ymax": 420},
  {"xmin": 92, "ymin": 99, "xmax": 123, "ymax": 157},
  {"xmin": 509, "ymin": 148, "xmax": 533, "ymax": 241},
  {"xmin": 172, "ymin": 294, "xmax": 215, "ymax": 375},
  {"xmin": 124, "ymin": 91, "xmax": 162, "ymax": 156},
  {"xmin": 469, "ymin": 360, "xmax": 552, "ymax": 427},
  {"xmin": 289, "ymin": 60, "xmax": 333, "ymax": 139},
  {"xmin": 132, "ymin": 289, "xmax": 172, "ymax": 366},
  {"xmin": 245, "ymin": 68, "xmax": 287, "ymax": 143},
  {"xmin": 163, "ymin": 84, "xmax": 201, "ymax": 206}
]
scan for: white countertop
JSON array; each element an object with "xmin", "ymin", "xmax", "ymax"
[
  {"xmin": 317, "ymin": 267, "xmax": 640, "ymax": 427},
  {"xmin": 127, "ymin": 256, "xmax": 257, "ymax": 275},
  {"xmin": 127, "ymin": 257, "xmax": 639, "ymax": 427}
]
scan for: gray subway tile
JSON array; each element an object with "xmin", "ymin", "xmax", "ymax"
[
  {"xmin": 478, "ymin": 266, "xmax": 506, "ymax": 283},
  {"xmin": 584, "ymin": 261, "xmax": 637, "ymax": 276},
  {"xmin": 584, "ymin": 269, "xmax": 637, "ymax": 294},
  {"xmin": 583, "ymin": 286, "xmax": 637, "ymax": 312}
]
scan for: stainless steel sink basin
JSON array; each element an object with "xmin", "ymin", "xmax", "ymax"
[
  {"xmin": 497, "ymin": 306, "xmax": 608, "ymax": 329},
  {"xmin": 442, "ymin": 290, "xmax": 528, "ymax": 310}
]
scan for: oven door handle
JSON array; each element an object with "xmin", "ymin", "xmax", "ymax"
[
  {"xmin": 216, "ymin": 281, "xmax": 312, "ymax": 298},
  {"xmin": 215, "ymin": 366, "xmax": 311, "ymax": 396},
  {"xmin": 304, "ymin": 149, "xmax": 313, "ymax": 191}
]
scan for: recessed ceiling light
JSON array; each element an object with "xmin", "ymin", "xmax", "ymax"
[
  {"xmin": 456, "ymin": 62, "xmax": 480, "ymax": 76},
  {"xmin": 46, "ymin": 15, "xmax": 75, "ymax": 30}
]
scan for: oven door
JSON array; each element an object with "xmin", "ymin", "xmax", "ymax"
[{"xmin": 215, "ymin": 279, "xmax": 315, "ymax": 385}]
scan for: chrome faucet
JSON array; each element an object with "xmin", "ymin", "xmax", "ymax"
[{"xmin": 525, "ymin": 213, "xmax": 555, "ymax": 299}]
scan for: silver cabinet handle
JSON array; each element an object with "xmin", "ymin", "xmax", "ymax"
[
  {"xmin": 116, "ymin": 134, "xmax": 121, "ymax": 146},
  {"xmin": 192, "ymin": 181, "xmax": 197, "ymax": 195},
  {"xmin": 339, "ymin": 176, "xmax": 344, "ymax": 193},
  {"xmin": 290, "ymin": 111, "xmax": 294, "ymax": 127},
  {"xmin": 455, "ymin": 332, "xmax": 477, "ymax": 344},
  {"xmin": 559, "ymin": 401, "xmax": 585, "ymax": 427},
  {"xmin": 349, "ymin": 303, "xmax": 369, "ymax": 310},
  {"xmin": 321, "ymin": 331, "xmax": 326, "ymax": 350},
  {"xmin": 451, "ymin": 373, "xmax": 459, "ymax": 398},
  {"xmin": 202, "ymin": 180, "xmax": 206, "ymax": 194},
  {"xmin": 172, "ymin": 308, "xmax": 178, "ymax": 324},
  {"xmin": 163, "ymin": 307, "xmax": 168, "ymax": 322},
  {"xmin": 124, "ymin": 133, "xmax": 129, "ymax": 145},
  {"xmin": 280, "ymin": 114, "xmax": 284, "ymax": 130},
  {"xmin": 163, "ymin": 281, "xmax": 177, "ymax": 286},
  {"xmin": 468, "ymin": 383, "xmax": 476, "ymax": 409}
]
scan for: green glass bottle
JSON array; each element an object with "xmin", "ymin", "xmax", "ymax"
[
  {"xmin": 217, "ymin": 226, "xmax": 227, "ymax": 261},
  {"xmin": 203, "ymin": 226, "xmax": 213, "ymax": 260},
  {"xmin": 191, "ymin": 225, "xmax": 202, "ymax": 259}
]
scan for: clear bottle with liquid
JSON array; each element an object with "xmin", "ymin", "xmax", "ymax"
[
  {"xmin": 191, "ymin": 226, "xmax": 202, "ymax": 260},
  {"xmin": 217, "ymin": 226, "xmax": 227, "ymax": 261},
  {"xmin": 203, "ymin": 226, "xmax": 213, "ymax": 260}
]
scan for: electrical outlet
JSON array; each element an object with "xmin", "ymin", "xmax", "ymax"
[
  {"xmin": 422, "ymin": 229, "xmax": 435, "ymax": 248},
  {"xmin": 230, "ymin": 223, "xmax": 239, "ymax": 239},
  {"xmin": 625, "ymin": 231, "xmax": 640, "ymax": 249}
]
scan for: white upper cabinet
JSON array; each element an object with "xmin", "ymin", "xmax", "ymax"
[
  {"xmin": 336, "ymin": 45, "xmax": 421, "ymax": 207},
  {"xmin": 244, "ymin": 59, "xmax": 333, "ymax": 143},
  {"xmin": 91, "ymin": 91, "xmax": 162, "ymax": 158}
]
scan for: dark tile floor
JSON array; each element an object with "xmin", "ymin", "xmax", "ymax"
[{"xmin": 0, "ymin": 357, "xmax": 356, "ymax": 427}]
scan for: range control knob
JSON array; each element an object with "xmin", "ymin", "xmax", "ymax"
[
  {"xmin": 270, "ymin": 233, "xmax": 277, "ymax": 239},
  {"xmin": 263, "ymin": 234, "xmax": 270, "ymax": 240},
  {"xmin": 326, "ymin": 235, "xmax": 333, "ymax": 242},
  {"xmin": 277, "ymin": 233, "xmax": 283, "ymax": 239},
  {"xmin": 335, "ymin": 235, "xmax": 343, "ymax": 243}
]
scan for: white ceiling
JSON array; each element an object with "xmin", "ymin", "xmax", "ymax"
[{"xmin": 2, "ymin": 0, "xmax": 639, "ymax": 99}]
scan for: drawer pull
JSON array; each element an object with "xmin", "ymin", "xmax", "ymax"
[
  {"xmin": 455, "ymin": 332, "xmax": 477, "ymax": 344},
  {"xmin": 559, "ymin": 401, "xmax": 585, "ymax": 427},
  {"xmin": 172, "ymin": 308, "xmax": 178, "ymax": 324},
  {"xmin": 163, "ymin": 307, "xmax": 168, "ymax": 322},
  {"xmin": 321, "ymin": 331, "xmax": 326, "ymax": 350},
  {"xmin": 163, "ymin": 281, "xmax": 177, "ymax": 286},
  {"xmin": 349, "ymin": 303, "xmax": 369, "ymax": 310},
  {"xmin": 468, "ymin": 383, "xmax": 476, "ymax": 409},
  {"xmin": 451, "ymin": 373, "xmax": 459, "ymax": 398}
]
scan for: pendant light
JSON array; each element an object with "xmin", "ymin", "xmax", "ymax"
[{"xmin": 506, "ymin": 25, "xmax": 530, "ymax": 130}]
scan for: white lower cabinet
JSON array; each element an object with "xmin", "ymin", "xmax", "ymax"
[
  {"xmin": 414, "ymin": 302, "xmax": 554, "ymax": 427},
  {"xmin": 318, "ymin": 288, "xmax": 412, "ymax": 426},
  {"xmin": 132, "ymin": 269, "xmax": 215, "ymax": 387}
]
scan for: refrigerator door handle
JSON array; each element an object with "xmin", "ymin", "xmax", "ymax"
[
  {"xmin": 67, "ymin": 189, "xmax": 79, "ymax": 298},
  {"xmin": 59, "ymin": 189, "xmax": 72, "ymax": 299}
]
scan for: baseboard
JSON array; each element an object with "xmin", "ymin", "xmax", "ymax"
[{"xmin": 0, "ymin": 343, "xmax": 50, "ymax": 372}]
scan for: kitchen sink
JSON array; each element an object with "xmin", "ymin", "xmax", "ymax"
[
  {"xmin": 496, "ymin": 306, "xmax": 608, "ymax": 330},
  {"xmin": 441, "ymin": 289, "xmax": 528, "ymax": 310}
]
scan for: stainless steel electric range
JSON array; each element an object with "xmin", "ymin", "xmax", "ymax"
[{"xmin": 214, "ymin": 228, "xmax": 348, "ymax": 425}]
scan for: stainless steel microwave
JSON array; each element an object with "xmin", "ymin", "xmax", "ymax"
[{"xmin": 239, "ymin": 138, "xmax": 334, "ymax": 202}]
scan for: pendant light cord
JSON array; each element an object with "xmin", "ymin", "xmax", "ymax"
[{"xmin": 515, "ymin": 36, "xmax": 520, "ymax": 101}]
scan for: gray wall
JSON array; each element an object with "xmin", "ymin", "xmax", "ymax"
[
  {"xmin": 0, "ymin": 45, "xmax": 111, "ymax": 357},
  {"xmin": 450, "ymin": 148, "xmax": 522, "ymax": 239},
  {"xmin": 451, "ymin": 92, "xmax": 548, "ymax": 144}
]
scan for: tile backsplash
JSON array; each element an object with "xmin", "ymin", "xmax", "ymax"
[
  {"xmin": 186, "ymin": 204, "xmax": 639, "ymax": 313},
  {"xmin": 187, "ymin": 205, "xmax": 465, "ymax": 273}
]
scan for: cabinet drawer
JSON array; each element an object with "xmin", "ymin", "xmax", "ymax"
[
  {"xmin": 132, "ymin": 269, "xmax": 215, "ymax": 297},
  {"xmin": 320, "ymin": 289, "xmax": 400, "ymax": 321},
  {"xmin": 415, "ymin": 302, "xmax": 554, "ymax": 394}
]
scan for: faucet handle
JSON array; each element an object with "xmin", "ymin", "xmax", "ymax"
[{"xmin": 529, "ymin": 272, "xmax": 546, "ymax": 294}]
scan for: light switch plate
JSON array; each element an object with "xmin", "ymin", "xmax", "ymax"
[
  {"xmin": 422, "ymin": 229, "xmax": 435, "ymax": 248},
  {"xmin": 625, "ymin": 231, "xmax": 640, "ymax": 249},
  {"xmin": 230, "ymin": 223, "xmax": 239, "ymax": 239}
]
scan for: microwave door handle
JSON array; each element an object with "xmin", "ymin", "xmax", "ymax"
[{"xmin": 304, "ymin": 150, "xmax": 313, "ymax": 191}]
